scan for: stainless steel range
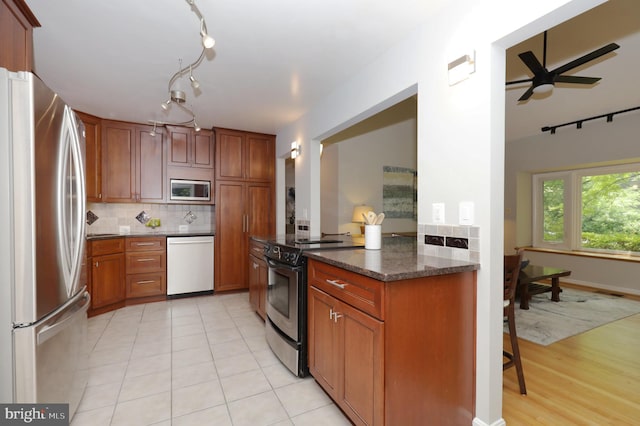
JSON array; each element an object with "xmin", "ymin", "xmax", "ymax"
[{"xmin": 264, "ymin": 236, "xmax": 363, "ymax": 377}]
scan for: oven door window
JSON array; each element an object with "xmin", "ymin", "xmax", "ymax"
[
  {"xmin": 266, "ymin": 261, "xmax": 300, "ymax": 342},
  {"xmin": 268, "ymin": 268, "xmax": 292, "ymax": 318}
]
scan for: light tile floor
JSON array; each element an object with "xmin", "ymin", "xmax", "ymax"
[{"xmin": 71, "ymin": 292, "xmax": 352, "ymax": 426}]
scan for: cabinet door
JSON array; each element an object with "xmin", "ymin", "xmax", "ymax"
[
  {"xmin": 248, "ymin": 254, "xmax": 260, "ymax": 313},
  {"xmin": 245, "ymin": 133, "xmax": 274, "ymax": 182},
  {"xmin": 308, "ymin": 286, "xmax": 341, "ymax": 400},
  {"xmin": 166, "ymin": 125, "xmax": 190, "ymax": 167},
  {"xmin": 215, "ymin": 181, "xmax": 246, "ymax": 291},
  {"xmin": 257, "ymin": 256, "xmax": 268, "ymax": 319},
  {"xmin": 137, "ymin": 127, "xmax": 165, "ymax": 203},
  {"xmin": 216, "ymin": 129, "xmax": 244, "ymax": 180},
  {"xmin": 0, "ymin": 0, "xmax": 38, "ymax": 72},
  {"xmin": 246, "ymin": 183, "xmax": 273, "ymax": 238},
  {"xmin": 91, "ymin": 253, "xmax": 125, "ymax": 309},
  {"xmin": 340, "ymin": 301, "xmax": 384, "ymax": 426},
  {"xmin": 192, "ymin": 129, "xmax": 214, "ymax": 168},
  {"xmin": 76, "ymin": 112, "xmax": 102, "ymax": 202},
  {"xmin": 102, "ymin": 122, "xmax": 136, "ymax": 202}
]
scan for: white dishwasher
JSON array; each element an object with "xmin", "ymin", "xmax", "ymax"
[{"xmin": 167, "ymin": 236, "xmax": 214, "ymax": 296}]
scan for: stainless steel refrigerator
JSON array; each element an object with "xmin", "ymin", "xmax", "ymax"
[{"xmin": 0, "ymin": 68, "xmax": 90, "ymax": 419}]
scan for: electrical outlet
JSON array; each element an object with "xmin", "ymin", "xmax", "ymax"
[
  {"xmin": 179, "ymin": 225, "xmax": 189, "ymax": 233},
  {"xmin": 432, "ymin": 203, "xmax": 445, "ymax": 224},
  {"xmin": 119, "ymin": 225, "xmax": 130, "ymax": 234}
]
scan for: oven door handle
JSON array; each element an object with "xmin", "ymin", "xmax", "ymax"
[{"xmin": 265, "ymin": 257, "xmax": 304, "ymax": 272}]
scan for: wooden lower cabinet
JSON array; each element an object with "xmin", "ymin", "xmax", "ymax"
[
  {"xmin": 88, "ymin": 236, "xmax": 167, "ymax": 316},
  {"xmin": 309, "ymin": 286, "xmax": 384, "ymax": 426},
  {"xmin": 215, "ymin": 180, "xmax": 273, "ymax": 292},
  {"xmin": 307, "ymin": 258, "xmax": 476, "ymax": 426},
  {"xmin": 89, "ymin": 238, "xmax": 126, "ymax": 315},
  {"xmin": 125, "ymin": 236, "xmax": 166, "ymax": 302},
  {"xmin": 248, "ymin": 239, "xmax": 267, "ymax": 319}
]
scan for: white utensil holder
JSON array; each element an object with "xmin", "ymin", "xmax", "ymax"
[{"xmin": 364, "ymin": 224, "xmax": 382, "ymax": 250}]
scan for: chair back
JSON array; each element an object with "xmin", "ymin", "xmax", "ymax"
[{"xmin": 504, "ymin": 253, "xmax": 523, "ymax": 303}]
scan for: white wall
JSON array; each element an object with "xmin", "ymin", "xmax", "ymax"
[
  {"xmin": 320, "ymin": 98, "xmax": 417, "ymax": 235},
  {"xmin": 506, "ymin": 110, "xmax": 640, "ymax": 295},
  {"xmin": 274, "ymin": 1, "xmax": 606, "ymax": 424}
]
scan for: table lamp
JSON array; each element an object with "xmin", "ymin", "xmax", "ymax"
[{"xmin": 352, "ymin": 205, "xmax": 373, "ymax": 235}]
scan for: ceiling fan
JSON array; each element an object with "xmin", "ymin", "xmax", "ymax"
[{"xmin": 506, "ymin": 31, "xmax": 620, "ymax": 101}]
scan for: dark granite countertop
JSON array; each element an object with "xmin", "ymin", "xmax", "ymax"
[
  {"xmin": 304, "ymin": 236, "xmax": 479, "ymax": 282},
  {"xmin": 86, "ymin": 231, "xmax": 214, "ymax": 240}
]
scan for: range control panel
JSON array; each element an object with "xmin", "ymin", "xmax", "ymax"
[{"xmin": 264, "ymin": 244, "xmax": 302, "ymax": 266}]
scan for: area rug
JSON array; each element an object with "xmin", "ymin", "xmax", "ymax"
[{"xmin": 505, "ymin": 287, "xmax": 640, "ymax": 346}]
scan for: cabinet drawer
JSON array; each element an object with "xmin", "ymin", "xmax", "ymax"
[
  {"xmin": 126, "ymin": 272, "xmax": 166, "ymax": 298},
  {"xmin": 126, "ymin": 237, "xmax": 166, "ymax": 252},
  {"xmin": 126, "ymin": 251, "xmax": 166, "ymax": 274},
  {"xmin": 249, "ymin": 240, "xmax": 266, "ymax": 258},
  {"xmin": 308, "ymin": 259, "xmax": 384, "ymax": 320},
  {"xmin": 91, "ymin": 238, "xmax": 125, "ymax": 256}
]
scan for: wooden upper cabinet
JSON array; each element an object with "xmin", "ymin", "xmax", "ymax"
[
  {"xmin": 101, "ymin": 120, "xmax": 165, "ymax": 203},
  {"xmin": 76, "ymin": 112, "xmax": 102, "ymax": 202},
  {"xmin": 246, "ymin": 133, "xmax": 275, "ymax": 181},
  {"xmin": 215, "ymin": 127, "xmax": 275, "ymax": 182},
  {"xmin": 0, "ymin": 0, "xmax": 40, "ymax": 72},
  {"xmin": 102, "ymin": 121, "xmax": 135, "ymax": 202},
  {"xmin": 137, "ymin": 126, "xmax": 165, "ymax": 203},
  {"xmin": 166, "ymin": 125, "xmax": 214, "ymax": 169}
]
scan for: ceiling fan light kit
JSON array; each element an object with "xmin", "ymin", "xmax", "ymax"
[
  {"xmin": 506, "ymin": 30, "xmax": 620, "ymax": 101},
  {"xmin": 149, "ymin": 0, "xmax": 215, "ymax": 134}
]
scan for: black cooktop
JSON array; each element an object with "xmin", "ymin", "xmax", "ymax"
[
  {"xmin": 269, "ymin": 235, "xmax": 364, "ymax": 251},
  {"xmin": 264, "ymin": 235, "xmax": 364, "ymax": 266}
]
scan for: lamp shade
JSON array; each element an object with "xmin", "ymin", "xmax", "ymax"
[{"xmin": 352, "ymin": 205, "xmax": 374, "ymax": 223}]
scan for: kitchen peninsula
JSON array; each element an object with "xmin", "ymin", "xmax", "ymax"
[{"xmin": 305, "ymin": 237, "xmax": 478, "ymax": 425}]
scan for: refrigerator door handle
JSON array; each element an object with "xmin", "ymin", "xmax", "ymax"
[
  {"xmin": 36, "ymin": 291, "xmax": 90, "ymax": 345},
  {"xmin": 57, "ymin": 106, "xmax": 86, "ymax": 299}
]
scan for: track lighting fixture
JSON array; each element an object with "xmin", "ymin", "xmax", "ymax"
[
  {"xmin": 189, "ymin": 65, "xmax": 200, "ymax": 89},
  {"xmin": 149, "ymin": 122, "xmax": 157, "ymax": 137},
  {"xmin": 151, "ymin": 0, "xmax": 215, "ymax": 132}
]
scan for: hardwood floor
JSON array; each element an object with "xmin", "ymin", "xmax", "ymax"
[{"xmin": 503, "ymin": 286, "xmax": 640, "ymax": 425}]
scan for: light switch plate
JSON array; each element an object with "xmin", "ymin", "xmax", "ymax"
[
  {"xmin": 459, "ymin": 201, "xmax": 474, "ymax": 225},
  {"xmin": 432, "ymin": 203, "xmax": 445, "ymax": 224}
]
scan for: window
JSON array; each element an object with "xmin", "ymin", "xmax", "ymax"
[{"xmin": 533, "ymin": 164, "xmax": 640, "ymax": 255}]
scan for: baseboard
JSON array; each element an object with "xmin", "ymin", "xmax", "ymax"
[
  {"xmin": 563, "ymin": 278, "xmax": 640, "ymax": 297},
  {"xmin": 473, "ymin": 417, "xmax": 506, "ymax": 426}
]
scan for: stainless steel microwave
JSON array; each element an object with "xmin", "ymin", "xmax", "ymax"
[{"xmin": 170, "ymin": 179, "xmax": 211, "ymax": 202}]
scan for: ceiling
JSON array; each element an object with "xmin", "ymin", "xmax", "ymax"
[
  {"xmin": 505, "ymin": 0, "xmax": 640, "ymax": 142},
  {"xmin": 25, "ymin": 0, "xmax": 448, "ymax": 135},
  {"xmin": 25, "ymin": 0, "xmax": 640, "ymax": 141}
]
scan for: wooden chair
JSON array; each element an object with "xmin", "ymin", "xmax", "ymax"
[{"xmin": 504, "ymin": 253, "xmax": 527, "ymax": 395}]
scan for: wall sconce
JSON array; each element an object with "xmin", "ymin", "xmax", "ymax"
[
  {"xmin": 352, "ymin": 204, "xmax": 373, "ymax": 235},
  {"xmin": 448, "ymin": 51, "xmax": 475, "ymax": 86},
  {"xmin": 291, "ymin": 141, "xmax": 300, "ymax": 159}
]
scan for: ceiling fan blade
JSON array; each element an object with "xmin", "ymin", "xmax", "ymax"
[
  {"xmin": 554, "ymin": 75, "xmax": 601, "ymax": 85},
  {"xmin": 518, "ymin": 86, "xmax": 535, "ymax": 101},
  {"xmin": 506, "ymin": 78, "xmax": 534, "ymax": 86},
  {"xmin": 518, "ymin": 51, "xmax": 546, "ymax": 75},
  {"xmin": 551, "ymin": 43, "xmax": 620, "ymax": 75}
]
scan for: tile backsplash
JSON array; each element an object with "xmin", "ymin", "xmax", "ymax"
[{"xmin": 86, "ymin": 203, "xmax": 215, "ymax": 234}]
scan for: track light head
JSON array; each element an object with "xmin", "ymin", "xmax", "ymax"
[
  {"xmin": 161, "ymin": 99, "xmax": 171, "ymax": 110},
  {"xmin": 200, "ymin": 19, "xmax": 215, "ymax": 49}
]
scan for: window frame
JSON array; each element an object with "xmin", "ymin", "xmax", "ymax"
[{"xmin": 532, "ymin": 163, "xmax": 640, "ymax": 255}]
